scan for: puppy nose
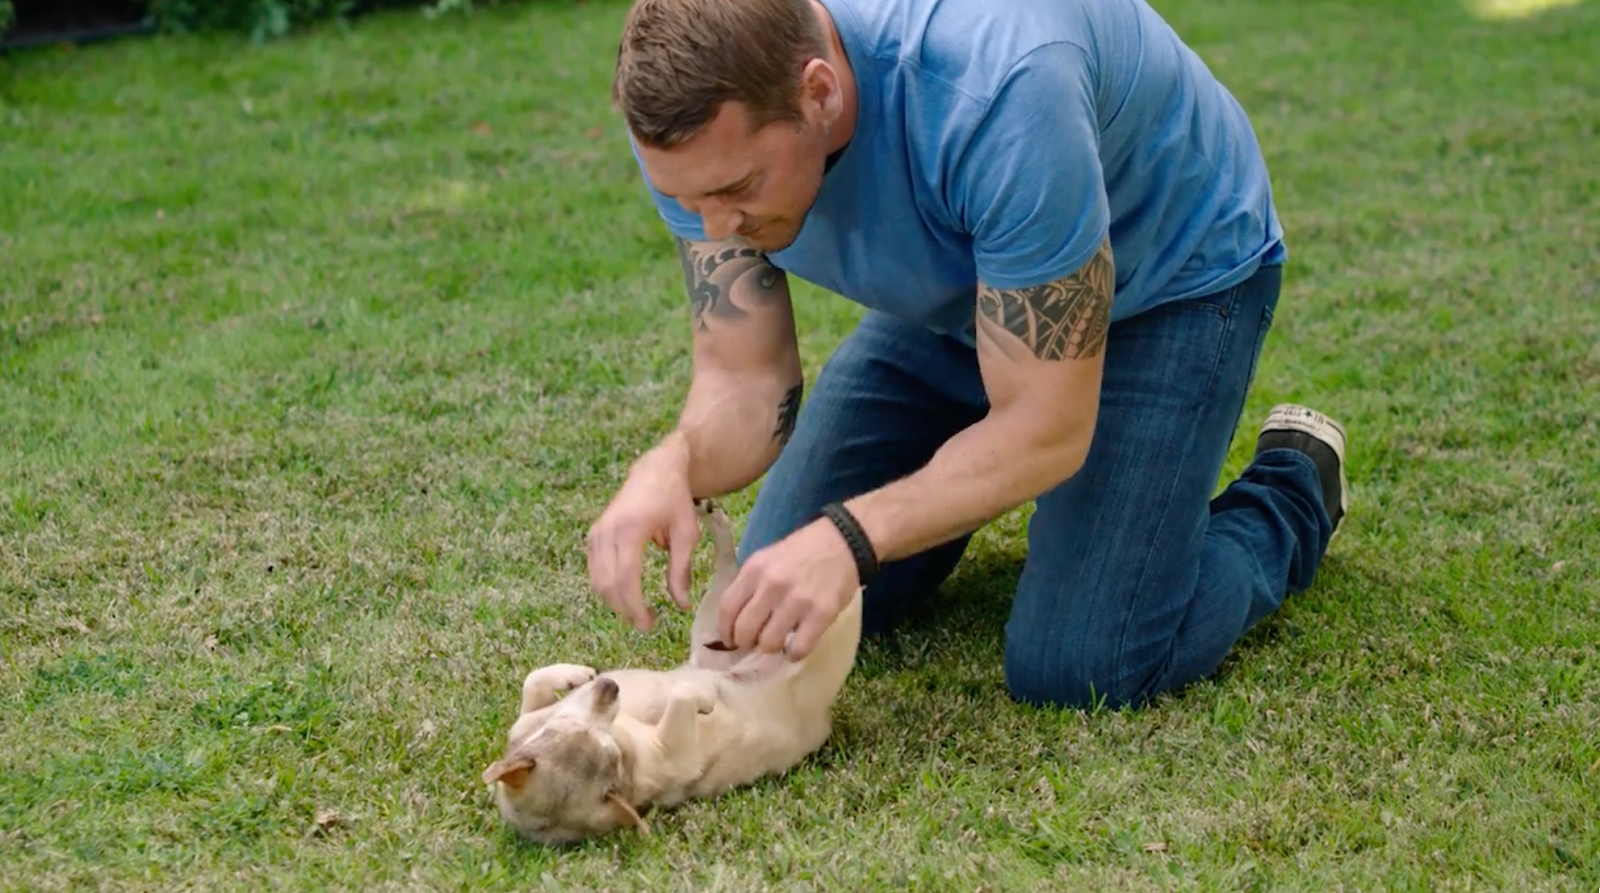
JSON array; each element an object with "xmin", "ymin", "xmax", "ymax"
[{"xmin": 592, "ymin": 675, "xmax": 619, "ymax": 706}]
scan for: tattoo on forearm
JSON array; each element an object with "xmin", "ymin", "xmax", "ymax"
[
  {"xmin": 676, "ymin": 238, "xmax": 784, "ymax": 331},
  {"xmin": 774, "ymin": 382, "xmax": 802, "ymax": 446},
  {"xmin": 977, "ymin": 237, "xmax": 1113, "ymax": 361}
]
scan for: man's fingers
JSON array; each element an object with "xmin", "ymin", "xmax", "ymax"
[
  {"xmin": 587, "ymin": 529, "xmax": 624, "ymax": 614},
  {"xmin": 787, "ymin": 614, "xmax": 826, "ymax": 661},
  {"xmin": 590, "ymin": 521, "xmax": 652, "ymax": 631},
  {"xmin": 717, "ymin": 568, "xmax": 755, "ymax": 643},
  {"xmin": 586, "ymin": 528, "xmax": 609, "ymax": 592},
  {"xmin": 730, "ymin": 577, "xmax": 781, "ymax": 651},
  {"xmin": 757, "ymin": 594, "xmax": 806, "ymax": 654},
  {"xmin": 665, "ymin": 508, "xmax": 700, "ymax": 610},
  {"xmin": 611, "ymin": 535, "xmax": 650, "ymax": 630}
]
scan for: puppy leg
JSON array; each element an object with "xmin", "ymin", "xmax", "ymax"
[
  {"xmin": 689, "ymin": 502, "xmax": 741, "ymax": 650},
  {"xmin": 679, "ymin": 679, "xmax": 719, "ymax": 716},
  {"xmin": 644, "ymin": 681, "xmax": 719, "ymax": 797},
  {"xmin": 653, "ymin": 680, "xmax": 717, "ymax": 749},
  {"xmin": 519, "ymin": 663, "xmax": 598, "ymax": 713}
]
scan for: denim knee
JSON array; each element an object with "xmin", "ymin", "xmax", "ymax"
[{"xmin": 1002, "ymin": 629, "xmax": 1145, "ymax": 712}]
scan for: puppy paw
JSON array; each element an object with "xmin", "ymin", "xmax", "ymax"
[
  {"xmin": 674, "ymin": 681, "xmax": 717, "ymax": 715},
  {"xmin": 528, "ymin": 663, "xmax": 597, "ymax": 694}
]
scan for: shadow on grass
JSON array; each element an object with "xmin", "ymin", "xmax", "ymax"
[
  {"xmin": 851, "ymin": 548, "xmax": 1021, "ymax": 682},
  {"xmin": 842, "ymin": 543, "xmax": 1362, "ymax": 701}
]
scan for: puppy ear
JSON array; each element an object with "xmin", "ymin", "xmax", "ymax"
[
  {"xmin": 606, "ymin": 791, "xmax": 650, "ymax": 834},
  {"xmin": 481, "ymin": 756, "xmax": 535, "ymax": 788}
]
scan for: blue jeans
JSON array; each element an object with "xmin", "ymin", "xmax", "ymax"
[{"xmin": 737, "ymin": 263, "xmax": 1334, "ymax": 710}]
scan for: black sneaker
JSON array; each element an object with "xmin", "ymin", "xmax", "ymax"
[{"xmin": 1256, "ymin": 404, "xmax": 1349, "ymax": 536}]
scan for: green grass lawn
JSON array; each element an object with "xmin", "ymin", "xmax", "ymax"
[{"xmin": 2, "ymin": 0, "xmax": 1597, "ymax": 889}]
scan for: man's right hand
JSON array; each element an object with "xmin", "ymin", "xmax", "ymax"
[
  {"xmin": 585, "ymin": 436, "xmax": 702, "ymax": 631},
  {"xmin": 585, "ymin": 236, "xmax": 803, "ymax": 631}
]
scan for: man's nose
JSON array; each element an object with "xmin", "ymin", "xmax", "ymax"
[{"xmin": 690, "ymin": 199, "xmax": 742, "ymax": 241}]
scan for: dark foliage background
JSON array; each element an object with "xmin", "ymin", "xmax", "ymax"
[{"xmin": 1, "ymin": 0, "xmax": 507, "ymax": 42}]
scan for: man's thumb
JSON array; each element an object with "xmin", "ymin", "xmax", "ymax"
[{"xmin": 665, "ymin": 510, "xmax": 700, "ymax": 609}]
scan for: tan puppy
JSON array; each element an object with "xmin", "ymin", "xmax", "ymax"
[{"xmin": 481, "ymin": 500, "xmax": 864, "ymax": 844}]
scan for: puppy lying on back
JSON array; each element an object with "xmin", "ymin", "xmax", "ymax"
[{"xmin": 481, "ymin": 500, "xmax": 864, "ymax": 844}]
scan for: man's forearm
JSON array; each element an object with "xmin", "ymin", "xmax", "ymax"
[
  {"xmin": 843, "ymin": 405, "xmax": 1093, "ymax": 564},
  {"xmin": 844, "ymin": 237, "xmax": 1114, "ymax": 568},
  {"xmin": 646, "ymin": 236, "xmax": 803, "ymax": 499},
  {"xmin": 662, "ymin": 369, "xmax": 802, "ymax": 498}
]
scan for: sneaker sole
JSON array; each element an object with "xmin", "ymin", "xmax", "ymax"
[{"xmin": 1260, "ymin": 403, "xmax": 1350, "ymax": 537}]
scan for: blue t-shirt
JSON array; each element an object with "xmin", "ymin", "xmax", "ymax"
[{"xmin": 632, "ymin": 0, "xmax": 1286, "ymax": 346}]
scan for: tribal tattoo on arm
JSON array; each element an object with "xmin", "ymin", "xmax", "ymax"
[
  {"xmin": 976, "ymin": 237, "xmax": 1114, "ymax": 361},
  {"xmin": 675, "ymin": 238, "xmax": 786, "ymax": 332},
  {"xmin": 774, "ymin": 382, "xmax": 803, "ymax": 447},
  {"xmin": 674, "ymin": 237, "xmax": 803, "ymax": 448}
]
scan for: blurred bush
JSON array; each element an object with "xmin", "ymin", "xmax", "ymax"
[
  {"xmin": 1, "ymin": 0, "xmax": 504, "ymax": 43},
  {"xmin": 147, "ymin": 0, "xmax": 482, "ymax": 40}
]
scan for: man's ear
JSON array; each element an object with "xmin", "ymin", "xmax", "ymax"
[
  {"xmin": 797, "ymin": 58, "xmax": 842, "ymax": 124},
  {"xmin": 482, "ymin": 756, "xmax": 534, "ymax": 788},
  {"xmin": 606, "ymin": 791, "xmax": 650, "ymax": 834}
]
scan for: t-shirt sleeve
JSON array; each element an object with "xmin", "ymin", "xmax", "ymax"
[
  {"xmin": 948, "ymin": 42, "xmax": 1109, "ymax": 292},
  {"xmin": 628, "ymin": 135, "xmax": 709, "ymax": 242}
]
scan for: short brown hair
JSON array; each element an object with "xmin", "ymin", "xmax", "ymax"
[{"xmin": 612, "ymin": 0, "xmax": 828, "ymax": 149}]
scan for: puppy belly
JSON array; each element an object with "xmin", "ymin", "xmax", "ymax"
[{"xmin": 685, "ymin": 711, "xmax": 835, "ymax": 797}]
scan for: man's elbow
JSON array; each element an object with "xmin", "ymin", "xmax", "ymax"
[
  {"xmin": 1017, "ymin": 412, "xmax": 1096, "ymax": 494},
  {"xmin": 1038, "ymin": 437, "xmax": 1091, "ymax": 491}
]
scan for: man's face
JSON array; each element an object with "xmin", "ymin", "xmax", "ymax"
[{"xmin": 635, "ymin": 100, "xmax": 830, "ymax": 254}]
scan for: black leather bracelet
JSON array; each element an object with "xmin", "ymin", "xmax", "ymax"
[{"xmin": 819, "ymin": 502, "xmax": 879, "ymax": 585}]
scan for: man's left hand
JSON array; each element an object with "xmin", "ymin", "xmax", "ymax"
[{"xmin": 716, "ymin": 516, "xmax": 860, "ymax": 659}]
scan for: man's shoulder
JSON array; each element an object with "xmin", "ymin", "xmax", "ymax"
[{"xmin": 827, "ymin": 0, "xmax": 1101, "ymax": 105}]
